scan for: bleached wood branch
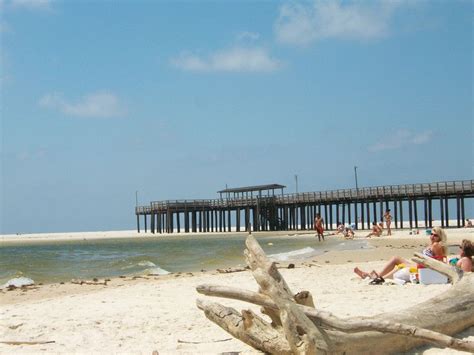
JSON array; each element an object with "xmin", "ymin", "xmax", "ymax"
[
  {"xmin": 411, "ymin": 252, "xmax": 461, "ymax": 284},
  {"xmin": 196, "ymin": 284, "xmax": 474, "ymax": 353}
]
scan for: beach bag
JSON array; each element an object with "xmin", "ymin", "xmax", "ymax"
[{"xmin": 393, "ymin": 267, "xmax": 411, "ymax": 283}]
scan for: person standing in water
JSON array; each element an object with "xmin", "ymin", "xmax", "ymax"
[
  {"xmin": 384, "ymin": 209, "xmax": 392, "ymax": 236},
  {"xmin": 314, "ymin": 213, "xmax": 324, "ymax": 242}
]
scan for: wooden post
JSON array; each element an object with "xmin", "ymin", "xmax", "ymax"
[
  {"xmin": 414, "ymin": 200, "xmax": 418, "ymax": 228},
  {"xmin": 227, "ymin": 208, "xmax": 232, "ymax": 232},
  {"xmin": 324, "ymin": 204, "xmax": 329, "ymax": 230},
  {"xmin": 399, "ymin": 200, "xmax": 403, "ymax": 229},
  {"xmin": 151, "ymin": 213, "xmax": 155, "ymax": 234},
  {"xmin": 144, "ymin": 214, "xmax": 147, "ymax": 233},
  {"xmin": 176, "ymin": 212, "xmax": 180, "ymax": 233},
  {"xmin": 424, "ymin": 199, "xmax": 428, "ymax": 228},
  {"xmin": 366, "ymin": 202, "xmax": 370, "ymax": 229},
  {"xmin": 372, "ymin": 202, "xmax": 377, "ymax": 225},
  {"xmin": 137, "ymin": 214, "xmax": 140, "ymax": 233},
  {"xmin": 223, "ymin": 210, "xmax": 226, "ymax": 232},
  {"xmin": 456, "ymin": 196, "xmax": 461, "ymax": 228},
  {"xmin": 300, "ymin": 206, "xmax": 306, "ymax": 230},
  {"xmin": 245, "ymin": 208, "xmax": 250, "ymax": 232},
  {"xmin": 379, "ymin": 200, "xmax": 383, "ymax": 224},
  {"xmin": 461, "ymin": 197, "xmax": 465, "ymax": 227},
  {"xmin": 354, "ymin": 202, "xmax": 358, "ymax": 230},
  {"xmin": 429, "ymin": 198, "xmax": 433, "ymax": 228},
  {"xmin": 360, "ymin": 201, "xmax": 364, "ymax": 230},
  {"xmin": 170, "ymin": 211, "xmax": 174, "ymax": 233},
  {"xmin": 336, "ymin": 203, "xmax": 340, "ymax": 226},
  {"xmin": 445, "ymin": 197, "xmax": 449, "ymax": 227},
  {"xmin": 394, "ymin": 200, "xmax": 398, "ymax": 229},
  {"xmin": 348, "ymin": 202, "xmax": 352, "ymax": 225},
  {"xmin": 342, "ymin": 203, "xmax": 346, "ymax": 225},
  {"xmin": 236, "ymin": 208, "xmax": 241, "ymax": 232},
  {"xmin": 192, "ymin": 210, "xmax": 197, "ymax": 233},
  {"xmin": 185, "ymin": 210, "xmax": 189, "ymax": 233},
  {"xmin": 440, "ymin": 198, "xmax": 445, "ymax": 228},
  {"xmin": 329, "ymin": 204, "xmax": 333, "ymax": 230}
]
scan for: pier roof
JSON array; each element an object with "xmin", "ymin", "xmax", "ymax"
[{"xmin": 217, "ymin": 184, "xmax": 286, "ymax": 194}]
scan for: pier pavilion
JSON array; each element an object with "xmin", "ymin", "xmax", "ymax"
[{"xmin": 135, "ymin": 180, "xmax": 474, "ymax": 234}]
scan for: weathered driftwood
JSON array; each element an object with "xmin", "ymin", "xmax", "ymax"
[
  {"xmin": 197, "ymin": 235, "xmax": 474, "ymax": 354},
  {"xmin": 71, "ymin": 279, "xmax": 107, "ymax": 286},
  {"xmin": 0, "ymin": 341, "xmax": 55, "ymax": 345},
  {"xmin": 197, "ymin": 284, "xmax": 474, "ymax": 352},
  {"xmin": 411, "ymin": 252, "xmax": 461, "ymax": 283}
]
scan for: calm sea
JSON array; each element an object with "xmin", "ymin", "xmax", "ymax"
[{"xmin": 0, "ymin": 234, "xmax": 369, "ymax": 285}]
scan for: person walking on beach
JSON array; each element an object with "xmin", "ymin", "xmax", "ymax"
[
  {"xmin": 384, "ymin": 209, "xmax": 392, "ymax": 236},
  {"xmin": 314, "ymin": 213, "xmax": 324, "ymax": 242}
]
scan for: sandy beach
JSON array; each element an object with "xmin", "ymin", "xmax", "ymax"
[{"xmin": 1, "ymin": 228, "xmax": 473, "ymax": 354}]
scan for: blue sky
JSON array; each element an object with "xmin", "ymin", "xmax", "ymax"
[{"xmin": 1, "ymin": 0, "xmax": 472, "ymax": 234}]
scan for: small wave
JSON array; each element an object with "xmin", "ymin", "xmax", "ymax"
[
  {"xmin": 121, "ymin": 260, "xmax": 157, "ymax": 270},
  {"xmin": 138, "ymin": 261, "xmax": 157, "ymax": 267},
  {"xmin": 145, "ymin": 267, "xmax": 170, "ymax": 276},
  {"xmin": 269, "ymin": 247, "xmax": 317, "ymax": 261},
  {"xmin": 2, "ymin": 277, "xmax": 35, "ymax": 289}
]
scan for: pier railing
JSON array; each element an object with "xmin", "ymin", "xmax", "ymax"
[{"xmin": 136, "ymin": 180, "xmax": 474, "ymax": 214}]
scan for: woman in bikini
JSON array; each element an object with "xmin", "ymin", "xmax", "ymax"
[
  {"xmin": 354, "ymin": 226, "xmax": 447, "ymax": 281},
  {"xmin": 384, "ymin": 209, "xmax": 392, "ymax": 236}
]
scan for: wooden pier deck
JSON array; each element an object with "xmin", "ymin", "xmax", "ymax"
[{"xmin": 135, "ymin": 180, "xmax": 474, "ymax": 234}]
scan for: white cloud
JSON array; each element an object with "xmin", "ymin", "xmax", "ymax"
[
  {"xmin": 9, "ymin": 0, "xmax": 52, "ymax": 10},
  {"xmin": 39, "ymin": 91, "xmax": 126, "ymax": 118},
  {"xmin": 368, "ymin": 129, "xmax": 433, "ymax": 152},
  {"xmin": 171, "ymin": 47, "xmax": 281, "ymax": 73},
  {"xmin": 236, "ymin": 31, "xmax": 260, "ymax": 42},
  {"xmin": 275, "ymin": 0, "xmax": 404, "ymax": 46}
]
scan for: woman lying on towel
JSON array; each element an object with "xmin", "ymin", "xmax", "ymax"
[{"xmin": 354, "ymin": 226, "xmax": 447, "ymax": 283}]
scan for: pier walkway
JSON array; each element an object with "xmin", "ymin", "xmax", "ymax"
[{"xmin": 135, "ymin": 180, "xmax": 474, "ymax": 234}]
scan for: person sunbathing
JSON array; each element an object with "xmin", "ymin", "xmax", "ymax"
[
  {"xmin": 354, "ymin": 226, "xmax": 447, "ymax": 281},
  {"xmin": 335, "ymin": 222, "xmax": 344, "ymax": 235},
  {"xmin": 343, "ymin": 227, "xmax": 354, "ymax": 239},
  {"xmin": 366, "ymin": 222, "xmax": 382, "ymax": 238},
  {"xmin": 450, "ymin": 239, "xmax": 473, "ymax": 272},
  {"xmin": 465, "ymin": 219, "xmax": 473, "ymax": 228}
]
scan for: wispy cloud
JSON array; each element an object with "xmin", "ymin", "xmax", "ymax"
[
  {"xmin": 368, "ymin": 129, "xmax": 433, "ymax": 152},
  {"xmin": 236, "ymin": 31, "xmax": 260, "ymax": 42},
  {"xmin": 275, "ymin": 0, "xmax": 405, "ymax": 46},
  {"xmin": 171, "ymin": 46, "xmax": 282, "ymax": 73},
  {"xmin": 39, "ymin": 91, "xmax": 126, "ymax": 118},
  {"xmin": 9, "ymin": 0, "xmax": 52, "ymax": 10}
]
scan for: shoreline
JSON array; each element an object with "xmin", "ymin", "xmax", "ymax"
[
  {"xmin": 1, "ymin": 228, "xmax": 473, "ymax": 354},
  {"xmin": 2, "ymin": 219, "xmax": 473, "ymax": 244}
]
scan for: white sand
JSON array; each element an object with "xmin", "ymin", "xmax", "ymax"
[{"xmin": 1, "ymin": 228, "xmax": 473, "ymax": 354}]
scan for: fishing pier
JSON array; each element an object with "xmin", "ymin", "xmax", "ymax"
[{"xmin": 135, "ymin": 180, "xmax": 474, "ymax": 234}]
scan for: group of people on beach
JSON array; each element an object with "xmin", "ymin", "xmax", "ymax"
[
  {"xmin": 354, "ymin": 226, "xmax": 473, "ymax": 284},
  {"xmin": 315, "ymin": 208, "xmax": 394, "ymax": 240}
]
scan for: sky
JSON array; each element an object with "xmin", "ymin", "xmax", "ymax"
[{"xmin": 0, "ymin": 0, "xmax": 472, "ymax": 234}]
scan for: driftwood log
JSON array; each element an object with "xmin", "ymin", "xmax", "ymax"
[
  {"xmin": 196, "ymin": 235, "xmax": 474, "ymax": 354},
  {"xmin": 411, "ymin": 252, "xmax": 462, "ymax": 283}
]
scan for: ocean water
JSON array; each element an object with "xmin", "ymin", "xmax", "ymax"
[{"xmin": 0, "ymin": 234, "xmax": 369, "ymax": 285}]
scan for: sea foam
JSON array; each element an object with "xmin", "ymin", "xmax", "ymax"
[
  {"xmin": 269, "ymin": 247, "xmax": 317, "ymax": 261},
  {"xmin": 2, "ymin": 277, "xmax": 35, "ymax": 289}
]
